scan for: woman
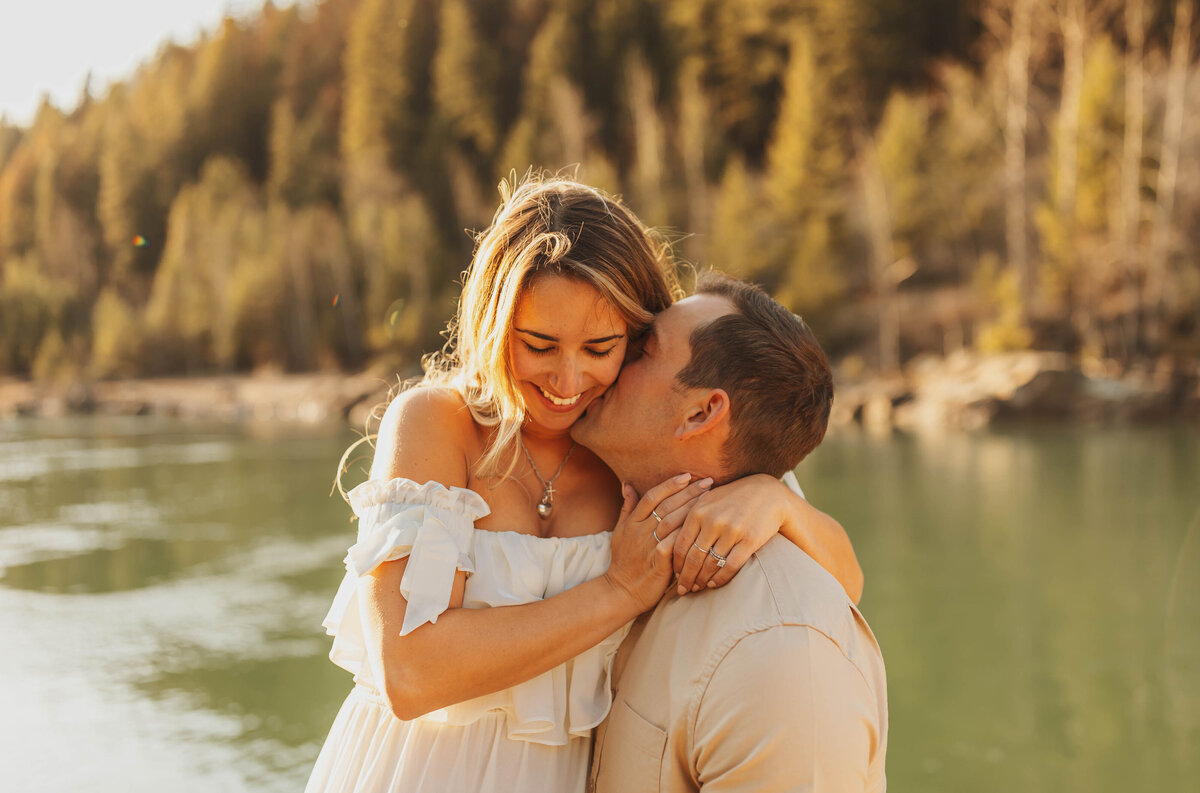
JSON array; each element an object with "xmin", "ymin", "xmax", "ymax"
[{"xmin": 305, "ymin": 175, "xmax": 861, "ymax": 792}]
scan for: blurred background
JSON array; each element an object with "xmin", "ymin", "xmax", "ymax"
[{"xmin": 0, "ymin": 1, "xmax": 1197, "ymax": 791}]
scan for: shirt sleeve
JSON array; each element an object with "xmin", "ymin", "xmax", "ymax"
[{"xmin": 692, "ymin": 626, "xmax": 884, "ymax": 793}]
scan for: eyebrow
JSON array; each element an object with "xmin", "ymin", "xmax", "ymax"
[{"xmin": 514, "ymin": 328, "xmax": 625, "ymax": 344}]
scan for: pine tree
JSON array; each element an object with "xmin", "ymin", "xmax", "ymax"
[
  {"xmin": 707, "ymin": 156, "xmax": 767, "ymax": 279},
  {"xmin": 91, "ymin": 287, "xmax": 143, "ymax": 378},
  {"xmin": 762, "ymin": 24, "xmax": 846, "ymax": 313},
  {"xmin": 433, "ymin": 0, "xmax": 499, "ymax": 158},
  {"xmin": 875, "ymin": 91, "xmax": 932, "ymax": 261},
  {"xmin": 342, "ymin": 0, "xmax": 416, "ymax": 165},
  {"xmin": 145, "ymin": 157, "xmax": 262, "ymax": 372}
]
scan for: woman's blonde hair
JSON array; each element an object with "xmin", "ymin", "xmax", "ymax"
[
  {"xmin": 337, "ymin": 173, "xmax": 681, "ymax": 497},
  {"xmin": 422, "ymin": 172, "xmax": 682, "ymax": 479}
]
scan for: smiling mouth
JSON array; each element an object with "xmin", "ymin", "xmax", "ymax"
[{"xmin": 538, "ymin": 385, "xmax": 582, "ymax": 407}]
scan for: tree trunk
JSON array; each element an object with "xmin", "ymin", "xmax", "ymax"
[
  {"xmin": 1005, "ymin": 0, "xmax": 1033, "ymax": 310},
  {"xmin": 1119, "ymin": 0, "xmax": 1145, "ymax": 357},
  {"xmin": 1057, "ymin": 0, "xmax": 1085, "ymax": 228},
  {"xmin": 627, "ymin": 56, "xmax": 668, "ymax": 227},
  {"xmin": 678, "ymin": 60, "xmax": 711, "ymax": 266},
  {"xmin": 858, "ymin": 132, "xmax": 900, "ymax": 374},
  {"xmin": 1058, "ymin": 0, "xmax": 1092, "ymax": 352},
  {"xmin": 1147, "ymin": 0, "xmax": 1193, "ymax": 352}
]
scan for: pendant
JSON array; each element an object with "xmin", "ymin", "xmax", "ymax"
[{"xmin": 537, "ymin": 499, "xmax": 552, "ymax": 519}]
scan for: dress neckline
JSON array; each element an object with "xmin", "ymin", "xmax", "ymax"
[{"xmin": 471, "ymin": 526, "xmax": 612, "ymax": 543}]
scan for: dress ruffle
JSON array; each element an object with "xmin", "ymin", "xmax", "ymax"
[
  {"xmin": 318, "ymin": 477, "xmax": 627, "ymax": 747},
  {"xmin": 323, "ymin": 478, "xmax": 490, "ymax": 676},
  {"xmin": 427, "ymin": 530, "xmax": 629, "ymax": 746}
]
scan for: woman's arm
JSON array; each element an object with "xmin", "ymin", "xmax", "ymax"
[
  {"xmin": 364, "ymin": 495, "xmax": 659, "ymax": 719},
  {"xmin": 357, "ymin": 388, "xmax": 697, "ymax": 720},
  {"xmin": 671, "ymin": 474, "xmax": 864, "ymax": 604}
]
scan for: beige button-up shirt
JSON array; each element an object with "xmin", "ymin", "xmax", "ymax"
[{"xmin": 590, "ymin": 537, "xmax": 887, "ymax": 793}]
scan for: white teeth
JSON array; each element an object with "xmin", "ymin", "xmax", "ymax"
[{"xmin": 539, "ymin": 386, "xmax": 581, "ymax": 406}]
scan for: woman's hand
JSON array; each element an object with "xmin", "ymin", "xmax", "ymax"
[
  {"xmin": 603, "ymin": 473, "xmax": 714, "ymax": 613},
  {"xmin": 672, "ymin": 474, "xmax": 864, "ymax": 603}
]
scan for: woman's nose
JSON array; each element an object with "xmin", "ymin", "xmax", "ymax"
[{"xmin": 550, "ymin": 356, "xmax": 583, "ymax": 395}]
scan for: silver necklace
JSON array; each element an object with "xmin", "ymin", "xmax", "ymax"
[{"xmin": 519, "ymin": 436, "xmax": 576, "ymax": 519}]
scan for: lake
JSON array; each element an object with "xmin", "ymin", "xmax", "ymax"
[{"xmin": 1, "ymin": 416, "xmax": 1196, "ymax": 791}]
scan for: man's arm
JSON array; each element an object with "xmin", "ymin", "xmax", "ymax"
[{"xmin": 692, "ymin": 627, "xmax": 885, "ymax": 792}]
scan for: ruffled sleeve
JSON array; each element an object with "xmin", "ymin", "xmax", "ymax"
[{"xmin": 322, "ymin": 478, "xmax": 490, "ymax": 678}]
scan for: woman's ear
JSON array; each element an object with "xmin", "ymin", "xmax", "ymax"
[{"xmin": 676, "ymin": 389, "xmax": 730, "ymax": 441}]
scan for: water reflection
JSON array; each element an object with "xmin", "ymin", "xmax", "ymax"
[
  {"xmin": 0, "ymin": 418, "xmax": 355, "ymax": 792},
  {"xmin": 1, "ymin": 417, "xmax": 1197, "ymax": 792},
  {"xmin": 2, "ymin": 535, "xmax": 229, "ymax": 593},
  {"xmin": 797, "ymin": 425, "xmax": 1200, "ymax": 792}
]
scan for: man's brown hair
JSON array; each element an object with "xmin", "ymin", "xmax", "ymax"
[{"xmin": 675, "ymin": 272, "xmax": 834, "ymax": 479}]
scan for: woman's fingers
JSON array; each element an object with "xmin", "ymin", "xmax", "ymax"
[
  {"xmin": 676, "ymin": 513, "xmax": 736, "ymax": 594},
  {"xmin": 618, "ymin": 483, "xmax": 638, "ymax": 523},
  {"xmin": 703, "ymin": 542, "xmax": 754, "ymax": 589},
  {"xmin": 672, "ymin": 510, "xmax": 704, "ymax": 581},
  {"xmin": 631, "ymin": 473, "xmax": 693, "ymax": 523},
  {"xmin": 652, "ymin": 476, "xmax": 713, "ymax": 519},
  {"xmin": 692, "ymin": 536, "xmax": 737, "ymax": 590},
  {"xmin": 676, "ymin": 509, "xmax": 747, "ymax": 594},
  {"xmin": 634, "ymin": 474, "xmax": 716, "ymax": 522}
]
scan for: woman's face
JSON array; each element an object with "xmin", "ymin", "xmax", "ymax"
[{"xmin": 508, "ymin": 275, "xmax": 628, "ymax": 435}]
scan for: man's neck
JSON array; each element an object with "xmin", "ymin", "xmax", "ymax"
[{"xmin": 627, "ymin": 468, "xmax": 719, "ymax": 498}]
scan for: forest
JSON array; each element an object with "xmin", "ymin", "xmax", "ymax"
[{"xmin": 0, "ymin": 0, "xmax": 1196, "ymax": 382}]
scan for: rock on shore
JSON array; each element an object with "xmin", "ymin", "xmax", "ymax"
[
  {"xmin": 4, "ymin": 353, "xmax": 1197, "ymax": 432},
  {"xmin": 831, "ymin": 351, "xmax": 1200, "ymax": 433},
  {"xmin": 0, "ymin": 371, "xmax": 395, "ymax": 426}
]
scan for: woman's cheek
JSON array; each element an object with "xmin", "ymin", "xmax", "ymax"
[{"xmin": 599, "ymin": 346, "xmax": 627, "ymax": 387}]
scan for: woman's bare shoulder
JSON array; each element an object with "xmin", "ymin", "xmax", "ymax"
[
  {"xmin": 380, "ymin": 385, "xmax": 473, "ymax": 428},
  {"xmin": 372, "ymin": 385, "xmax": 475, "ymax": 486}
]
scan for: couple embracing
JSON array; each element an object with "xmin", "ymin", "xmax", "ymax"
[{"xmin": 305, "ymin": 175, "xmax": 887, "ymax": 792}]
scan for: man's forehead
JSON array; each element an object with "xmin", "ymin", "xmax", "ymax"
[{"xmin": 656, "ymin": 294, "xmax": 737, "ymax": 342}]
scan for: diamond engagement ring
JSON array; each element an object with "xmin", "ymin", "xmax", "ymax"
[{"xmin": 708, "ymin": 547, "xmax": 728, "ymax": 568}]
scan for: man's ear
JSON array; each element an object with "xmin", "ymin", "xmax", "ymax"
[{"xmin": 676, "ymin": 389, "xmax": 730, "ymax": 441}]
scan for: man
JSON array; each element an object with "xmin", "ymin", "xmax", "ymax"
[{"xmin": 572, "ymin": 273, "xmax": 888, "ymax": 792}]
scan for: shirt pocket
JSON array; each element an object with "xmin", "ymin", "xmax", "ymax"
[{"xmin": 594, "ymin": 700, "xmax": 667, "ymax": 793}]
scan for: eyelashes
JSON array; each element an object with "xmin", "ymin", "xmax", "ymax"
[{"xmin": 523, "ymin": 342, "xmax": 617, "ymax": 359}]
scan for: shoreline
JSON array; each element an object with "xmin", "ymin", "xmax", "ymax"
[
  {"xmin": 3, "ymin": 351, "xmax": 1198, "ymax": 432},
  {"xmin": 830, "ymin": 350, "xmax": 1200, "ymax": 432},
  {"xmin": 0, "ymin": 371, "xmax": 396, "ymax": 429}
]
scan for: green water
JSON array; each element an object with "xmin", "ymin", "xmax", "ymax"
[{"xmin": 1, "ymin": 417, "xmax": 1197, "ymax": 791}]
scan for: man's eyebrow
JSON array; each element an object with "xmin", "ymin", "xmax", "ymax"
[{"xmin": 513, "ymin": 328, "xmax": 625, "ymax": 344}]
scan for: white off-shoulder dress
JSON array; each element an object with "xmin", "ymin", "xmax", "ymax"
[{"xmin": 304, "ymin": 478, "xmax": 629, "ymax": 793}]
